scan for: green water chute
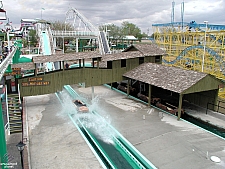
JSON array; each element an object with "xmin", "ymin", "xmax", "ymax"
[
  {"xmin": 18, "ymin": 57, "xmax": 32, "ymax": 63},
  {"xmin": 5, "ymin": 64, "xmax": 12, "ymax": 73}
]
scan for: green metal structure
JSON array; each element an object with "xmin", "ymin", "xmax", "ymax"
[
  {"xmin": 0, "ymin": 41, "xmax": 22, "ymax": 168},
  {"xmin": 0, "ymin": 100, "xmax": 7, "ymax": 169}
]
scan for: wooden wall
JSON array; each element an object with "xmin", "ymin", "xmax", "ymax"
[
  {"xmin": 18, "ymin": 58, "xmax": 142, "ymax": 97},
  {"xmin": 183, "ymin": 89, "xmax": 219, "ymax": 110}
]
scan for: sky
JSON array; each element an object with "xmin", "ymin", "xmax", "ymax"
[{"xmin": 2, "ymin": 0, "xmax": 225, "ymax": 34}]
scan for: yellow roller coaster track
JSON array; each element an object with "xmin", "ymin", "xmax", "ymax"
[{"xmin": 153, "ymin": 23, "xmax": 225, "ymax": 98}]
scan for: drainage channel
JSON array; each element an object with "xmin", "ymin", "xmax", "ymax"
[{"xmin": 55, "ymin": 85, "xmax": 157, "ymax": 169}]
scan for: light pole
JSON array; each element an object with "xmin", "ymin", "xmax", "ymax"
[
  {"xmin": 202, "ymin": 21, "xmax": 208, "ymax": 72},
  {"xmin": 41, "ymin": 8, "xmax": 45, "ymax": 19},
  {"xmin": 16, "ymin": 141, "xmax": 25, "ymax": 169}
]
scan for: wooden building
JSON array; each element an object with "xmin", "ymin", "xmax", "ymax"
[{"xmin": 9, "ymin": 43, "xmax": 224, "ymax": 119}]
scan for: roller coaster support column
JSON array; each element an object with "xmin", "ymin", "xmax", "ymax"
[
  {"xmin": 202, "ymin": 21, "xmax": 208, "ymax": 72},
  {"xmin": 177, "ymin": 94, "xmax": 183, "ymax": 120}
]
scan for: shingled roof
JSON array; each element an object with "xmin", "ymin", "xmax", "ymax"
[
  {"xmin": 123, "ymin": 62, "xmax": 208, "ymax": 94},
  {"xmin": 11, "ymin": 62, "xmax": 35, "ymax": 70},
  {"xmin": 32, "ymin": 51, "xmax": 101, "ymax": 63},
  {"xmin": 123, "ymin": 44, "xmax": 167, "ymax": 56},
  {"xmin": 101, "ymin": 51, "xmax": 143, "ymax": 61}
]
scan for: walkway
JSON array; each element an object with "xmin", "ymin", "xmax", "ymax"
[
  {"xmin": 24, "ymin": 94, "xmax": 102, "ymax": 169},
  {"xmin": 183, "ymin": 101, "xmax": 225, "ymax": 130},
  {"xmin": 24, "ymin": 85, "xmax": 225, "ymax": 169},
  {"xmin": 74, "ymin": 85, "xmax": 225, "ymax": 169}
]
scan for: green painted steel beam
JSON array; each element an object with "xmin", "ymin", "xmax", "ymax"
[{"xmin": 0, "ymin": 100, "xmax": 7, "ymax": 169}]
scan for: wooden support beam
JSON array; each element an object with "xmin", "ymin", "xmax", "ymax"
[
  {"xmin": 148, "ymin": 84, "xmax": 152, "ymax": 106},
  {"xmin": 79, "ymin": 59, "xmax": 81, "ymax": 67},
  {"xmin": 177, "ymin": 94, "xmax": 183, "ymax": 120},
  {"xmin": 35, "ymin": 63, "xmax": 37, "ymax": 76},
  {"xmin": 127, "ymin": 79, "xmax": 130, "ymax": 96},
  {"xmin": 97, "ymin": 57, "xmax": 100, "ymax": 69},
  {"xmin": 62, "ymin": 61, "xmax": 65, "ymax": 71}
]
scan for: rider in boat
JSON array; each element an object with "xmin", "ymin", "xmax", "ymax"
[{"xmin": 73, "ymin": 100, "xmax": 89, "ymax": 113}]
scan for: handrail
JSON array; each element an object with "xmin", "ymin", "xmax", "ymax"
[
  {"xmin": 0, "ymin": 47, "xmax": 17, "ymax": 81},
  {"xmin": 52, "ymin": 30, "xmax": 99, "ymax": 37},
  {"xmin": 18, "ymin": 83, "xmax": 21, "ymax": 105},
  {"xmin": 5, "ymin": 85, "xmax": 10, "ymax": 135}
]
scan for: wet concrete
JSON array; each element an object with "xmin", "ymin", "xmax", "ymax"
[
  {"xmin": 75, "ymin": 85, "xmax": 225, "ymax": 169},
  {"xmin": 25, "ymin": 94, "xmax": 102, "ymax": 169},
  {"xmin": 25, "ymin": 85, "xmax": 225, "ymax": 169}
]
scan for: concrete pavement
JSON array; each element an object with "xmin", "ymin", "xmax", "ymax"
[
  {"xmin": 24, "ymin": 85, "xmax": 225, "ymax": 169},
  {"xmin": 25, "ymin": 94, "xmax": 102, "ymax": 169},
  {"xmin": 76, "ymin": 85, "xmax": 225, "ymax": 169}
]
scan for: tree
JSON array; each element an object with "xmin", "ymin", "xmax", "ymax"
[
  {"xmin": 50, "ymin": 20, "xmax": 74, "ymax": 31},
  {"xmin": 28, "ymin": 29, "xmax": 38, "ymax": 47},
  {"xmin": 142, "ymin": 32, "xmax": 148, "ymax": 39},
  {"xmin": 50, "ymin": 20, "xmax": 75, "ymax": 49},
  {"xmin": 99, "ymin": 24, "xmax": 123, "ymax": 40},
  {"xmin": 120, "ymin": 21, "xmax": 143, "ymax": 41}
]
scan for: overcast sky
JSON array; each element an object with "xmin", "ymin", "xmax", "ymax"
[{"xmin": 2, "ymin": 0, "xmax": 225, "ymax": 34}]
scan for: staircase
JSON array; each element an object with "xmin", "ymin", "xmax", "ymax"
[{"xmin": 7, "ymin": 93, "xmax": 22, "ymax": 134}]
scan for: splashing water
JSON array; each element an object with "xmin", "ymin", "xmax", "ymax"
[{"xmin": 57, "ymin": 89, "xmax": 116, "ymax": 144}]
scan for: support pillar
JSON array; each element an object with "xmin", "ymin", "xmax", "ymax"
[
  {"xmin": 127, "ymin": 79, "xmax": 130, "ymax": 96},
  {"xmin": 82, "ymin": 59, "xmax": 85, "ymax": 68},
  {"xmin": 139, "ymin": 82, "xmax": 142, "ymax": 93},
  {"xmin": 97, "ymin": 57, "xmax": 100, "ymax": 69},
  {"xmin": 79, "ymin": 59, "xmax": 81, "ymax": 67},
  {"xmin": 34, "ymin": 63, "xmax": 38, "ymax": 76},
  {"xmin": 76, "ymin": 38, "xmax": 79, "ymax": 53},
  {"xmin": 177, "ymin": 94, "xmax": 183, "ymax": 120},
  {"xmin": 62, "ymin": 61, "xmax": 65, "ymax": 71},
  {"xmin": 92, "ymin": 59, "xmax": 94, "ymax": 68},
  {"xmin": 214, "ymin": 89, "xmax": 219, "ymax": 112},
  {"xmin": 53, "ymin": 37, "xmax": 56, "ymax": 54},
  {"xmin": 148, "ymin": 84, "xmax": 152, "ymax": 106},
  {"xmin": 62, "ymin": 37, "xmax": 64, "ymax": 54}
]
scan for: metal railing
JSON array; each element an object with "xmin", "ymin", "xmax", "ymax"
[
  {"xmin": 0, "ymin": 47, "xmax": 17, "ymax": 81},
  {"xmin": 52, "ymin": 30, "xmax": 99, "ymax": 37}
]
